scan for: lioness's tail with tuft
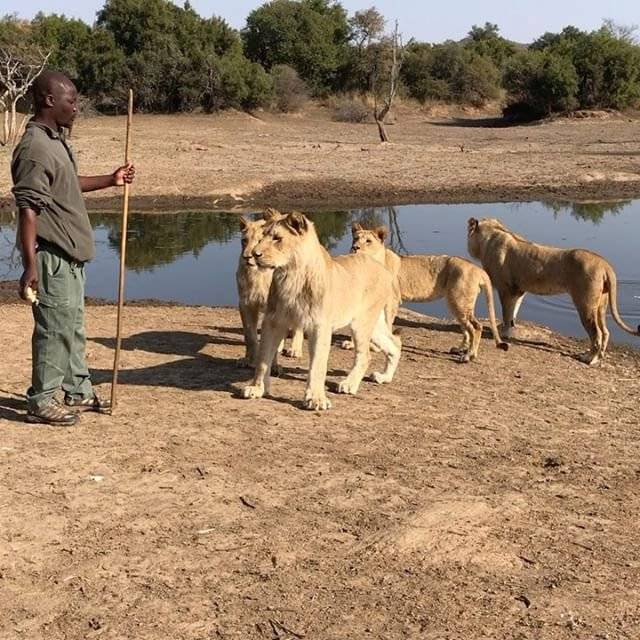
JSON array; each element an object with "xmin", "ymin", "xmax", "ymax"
[{"xmin": 606, "ymin": 267, "xmax": 640, "ymax": 336}]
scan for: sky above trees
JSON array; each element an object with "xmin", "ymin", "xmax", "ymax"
[{"xmin": 11, "ymin": 0, "xmax": 640, "ymax": 44}]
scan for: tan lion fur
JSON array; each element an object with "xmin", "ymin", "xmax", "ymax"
[
  {"xmin": 243, "ymin": 212, "xmax": 401, "ymax": 411},
  {"xmin": 351, "ymin": 223, "xmax": 507, "ymax": 362},
  {"xmin": 236, "ymin": 209, "xmax": 303, "ymax": 368},
  {"xmin": 467, "ymin": 216, "xmax": 640, "ymax": 364}
]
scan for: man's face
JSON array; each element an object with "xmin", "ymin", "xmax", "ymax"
[{"xmin": 49, "ymin": 81, "xmax": 79, "ymax": 129}]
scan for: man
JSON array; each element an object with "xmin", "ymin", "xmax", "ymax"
[{"xmin": 12, "ymin": 70, "xmax": 135, "ymax": 426}]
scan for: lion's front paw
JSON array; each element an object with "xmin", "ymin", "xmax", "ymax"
[
  {"xmin": 304, "ymin": 390, "xmax": 332, "ymax": 411},
  {"xmin": 243, "ymin": 385, "xmax": 265, "ymax": 399},
  {"xmin": 236, "ymin": 357, "xmax": 254, "ymax": 369},
  {"xmin": 340, "ymin": 339, "xmax": 354, "ymax": 350},
  {"xmin": 282, "ymin": 347, "xmax": 302, "ymax": 359},
  {"xmin": 337, "ymin": 378, "xmax": 360, "ymax": 395},
  {"xmin": 371, "ymin": 371, "xmax": 392, "ymax": 384}
]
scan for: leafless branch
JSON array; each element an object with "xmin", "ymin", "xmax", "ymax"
[{"xmin": 0, "ymin": 47, "xmax": 51, "ymax": 147}]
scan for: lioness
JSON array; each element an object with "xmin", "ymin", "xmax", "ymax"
[
  {"xmin": 236, "ymin": 209, "xmax": 303, "ymax": 368},
  {"xmin": 351, "ymin": 223, "xmax": 508, "ymax": 362},
  {"xmin": 467, "ymin": 217, "xmax": 640, "ymax": 364},
  {"xmin": 243, "ymin": 212, "xmax": 401, "ymax": 411}
]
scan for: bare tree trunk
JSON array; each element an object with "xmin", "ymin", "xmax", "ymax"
[
  {"xmin": 2, "ymin": 110, "xmax": 8, "ymax": 146},
  {"xmin": 370, "ymin": 21, "xmax": 405, "ymax": 144},
  {"xmin": 374, "ymin": 113, "xmax": 389, "ymax": 142}
]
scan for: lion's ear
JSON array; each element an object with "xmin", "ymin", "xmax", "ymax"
[
  {"xmin": 263, "ymin": 207, "xmax": 282, "ymax": 222},
  {"xmin": 285, "ymin": 212, "xmax": 309, "ymax": 235},
  {"xmin": 239, "ymin": 216, "xmax": 249, "ymax": 231},
  {"xmin": 351, "ymin": 222, "xmax": 363, "ymax": 235},
  {"xmin": 467, "ymin": 217, "xmax": 479, "ymax": 236},
  {"xmin": 374, "ymin": 226, "xmax": 388, "ymax": 243}
]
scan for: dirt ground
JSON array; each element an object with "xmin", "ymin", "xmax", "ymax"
[
  {"xmin": 1, "ymin": 301, "xmax": 639, "ymax": 639},
  {"xmin": 1, "ymin": 104, "xmax": 639, "ymax": 212}
]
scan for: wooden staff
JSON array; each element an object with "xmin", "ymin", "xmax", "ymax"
[{"xmin": 110, "ymin": 89, "xmax": 133, "ymax": 413}]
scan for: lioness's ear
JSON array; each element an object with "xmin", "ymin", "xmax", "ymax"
[
  {"xmin": 351, "ymin": 222, "xmax": 363, "ymax": 235},
  {"xmin": 374, "ymin": 226, "xmax": 388, "ymax": 243},
  {"xmin": 467, "ymin": 217, "xmax": 479, "ymax": 236},
  {"xmin": 285, "ymin": 212, "xmax": 308, "ymax": 235},
  {"xmin": 239, "ymin": 216, "xmax": 249, "ymax": 231},
  {"xmin": 263, "ymin": 207, "xmax": 282, "ymax": 222}
]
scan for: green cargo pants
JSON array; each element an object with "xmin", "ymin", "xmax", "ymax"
[{"xmin": 26, "ymin": 244, "xmax": 94, "ymax": 411}]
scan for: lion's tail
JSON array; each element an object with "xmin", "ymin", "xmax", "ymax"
[
  {"xmin": 481, "ymin": 271, "xmax": 509, "ymax": 352},
  {"xmin": 605, "ymin": 267, "xmax": 640, "ymax": 336}
]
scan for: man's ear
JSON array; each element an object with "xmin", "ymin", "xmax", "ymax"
[
  {"xmin": 263, "ymin": 207, "xmax": 282, "ymax": 222},
  {"xmin": 351, "ymin": 222, "xmax": 363, "ymax": 236},
  {"xmin": 285, "ymin": 212, "xmax": 309, "ymax": 235},
  {"xmin": 239, "ymin": 216, "xmax": 249, "ymax": 232},
  {"xmin": 374, "ymin": 225, "xmax": 388, "ymax": 243},
  {"xmin": 467, "ymin": 217, "xmax": 479, "ymax": 236}
]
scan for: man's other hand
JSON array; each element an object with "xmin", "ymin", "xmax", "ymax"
[{"xmin": 19, "ymin": 266, "xmax": 38, "ymax": 301}]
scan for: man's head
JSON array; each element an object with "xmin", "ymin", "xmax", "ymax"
[{"xmin": 32, "ymin": 71, "xmax": 78, "ymax": 129}]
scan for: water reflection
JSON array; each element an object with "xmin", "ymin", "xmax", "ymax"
[
  {"xmin": 93, "ymin": 212, "xmax": 240, "ymax": 271},
  {"xmin": 541, "ymin": 199, "xmax": 631, "ymax": 223},
  {"xmin": 1, "ymin": 201, "xmax": 639, "ymax": 348}
]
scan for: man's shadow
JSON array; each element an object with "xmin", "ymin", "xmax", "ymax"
[{"xmin": 0, "ymin": 395, "xmax": 27, "ymax": 424}]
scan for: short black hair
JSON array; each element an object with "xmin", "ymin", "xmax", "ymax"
[{"xmin": 32, "ymin": 70, "xmax": 75, "ymax": 110}]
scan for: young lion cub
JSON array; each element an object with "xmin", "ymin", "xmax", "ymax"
[
  {"xmin": 236, "ymin": 209, "xmax": 303, "ymax": 368},
  {"xmin": 243, "ymin": 212, "xmax": 401, "ymax": 411},
  {"xmin": 351, "ymin": 223, "xmax": 508, "ymax": 362}
]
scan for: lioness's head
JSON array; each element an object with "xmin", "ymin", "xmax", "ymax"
[
  {"xmin": 252, "ymin": 212, "xmax": 314, "ymax": 269},
  {"xmin": 239, "ymin": 208, "xmax": 285, "ymax": 268},
  {"xmin": 350, "ymin": 223, "xmax": 387, "ymax": 260},
  {"xmin": 468, "ymin": 217, "xmax": 522, "ymax": 259}
]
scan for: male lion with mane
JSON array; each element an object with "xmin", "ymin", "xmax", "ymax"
[
  {"xmin": 236, "ymin": 209, "xmax": 303, "ymax": 369},
  {"xmin": 467, "ymin": 216, "xmax": 640, "ymax": 364},
  {"xmin": 243, "ymin": 212, "xmax": 401, "ymax": 411},
  {"xmin": 351, "ymin": 223, "xmax": 508, "ymax": 362}
]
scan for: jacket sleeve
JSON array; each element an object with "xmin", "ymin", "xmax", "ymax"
[{"xmin": 11, "ymin": 157, "xmax": 53, "ymax": 212}]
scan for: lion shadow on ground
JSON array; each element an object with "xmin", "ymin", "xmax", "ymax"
[
  {"xmin": 92, "ymin": 328, "xmax": 258, "ymax": 357},
  {"xmin": 88, "ymin": 330, "xmax": 315, "ymax": 392},
  {"xmin": 394, "ymin": 315, "xmax": 582, "ymax": 360},
  {"xmin": 91, "ymin": 331, "xmax": 214, "ymax": 358},
  {"xmin": 90, "ymin": 352, "xmax": 253, "ymax": 392}
]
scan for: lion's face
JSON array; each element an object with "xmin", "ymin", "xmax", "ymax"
[
  {"xmin": 239, "ymin": 209, "xmax": 287, "ymax": 268},
  {"xmin": 253, "ymin": 212, "xmax": 310, "ymax": 269},
  {"xmin": 350, "ymin": 224, "xmax": 388, "ymax": 260},
  {"xmin": 467, "ymin": 217, "xmax": 507, "ymax": 259},
  {"xmin": 239, "ymin": 218, "xmax": 268, "ymax": 269}
]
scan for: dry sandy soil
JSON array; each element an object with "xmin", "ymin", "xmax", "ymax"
[
  {"xmin": 1, "ymin": 301, "xmax": 639, "ymax": 639},
  {"xmin": 1, "ymin": 105, "xmax": 640, "ymax": 638},
  {"xmin": 1, "ymin": 104, "xmax": 639, "ymax": 212}
]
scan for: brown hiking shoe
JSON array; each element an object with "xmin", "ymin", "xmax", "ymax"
[
  {"xmin": 64, "ymin": 393, "xmax": 111, "ymax": 414},
  {"xmin": 26, "ymin": 399, "xmax": 79, "ymax": 426}
]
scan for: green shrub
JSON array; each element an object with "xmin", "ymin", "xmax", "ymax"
[{"xmin": 503, "ymin": 50, "xmax": 579, "ymax": 115}]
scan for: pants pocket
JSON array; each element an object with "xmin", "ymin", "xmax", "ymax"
[{"xmin": 37, "ymin": 251, "xmax": 70, "ymax": 307}]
